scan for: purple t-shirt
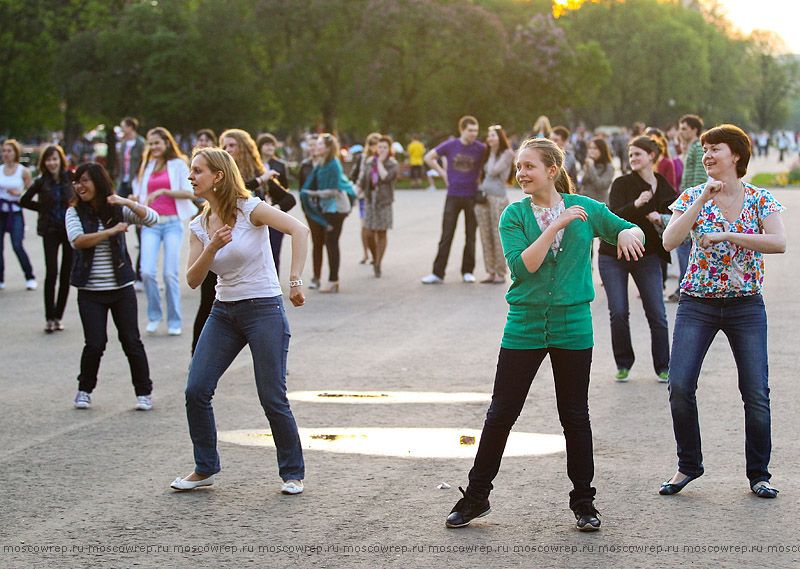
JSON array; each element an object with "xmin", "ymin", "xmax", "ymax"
[{"xmin": 435, "ymin": 138, "xmax": 486, "ymax": 197}]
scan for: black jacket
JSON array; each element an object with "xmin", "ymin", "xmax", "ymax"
[
  {"xmin": 20, "ymin": 170, "xmax": 74, "ymax": 236},
  {"xmin": 598, "ymin": 172, "xmax": 674, "ymax": 263}
]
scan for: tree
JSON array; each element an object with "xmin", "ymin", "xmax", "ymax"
[{"xmin": 748, "ymin": 31, "xmax": 800, "ymax": 130}]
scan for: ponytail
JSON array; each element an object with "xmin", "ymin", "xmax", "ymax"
[{"xmin": 554, "ymin": 166, "xmax": 574, "ymax": 194}]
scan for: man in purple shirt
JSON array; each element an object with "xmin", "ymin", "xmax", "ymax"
[{"xmin": 421, "ymin": 116, "xmax": 486, "ymax": 284}]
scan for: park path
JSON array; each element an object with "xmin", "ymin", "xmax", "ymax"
[{"xmin": 1, "ymin": 158, "xmax": 798, "ymax": 568}]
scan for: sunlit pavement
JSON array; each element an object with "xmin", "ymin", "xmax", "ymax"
[{"xmin": 2, "ymin": 167, "xmax": 799, "ymax": 568}]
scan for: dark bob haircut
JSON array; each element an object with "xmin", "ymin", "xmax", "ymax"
[{"xmin": 700, "ymin": 124, "xmax": 750, "ymax": 178}]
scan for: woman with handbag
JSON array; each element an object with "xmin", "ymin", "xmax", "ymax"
[
  {"xmin": 358, "ymin": 135, "xmax": 397, "ymax": 278},
  {"xmin": 474, "ymin": 125, "xmax": 514, "ymax": 284},
  {"xmin": 300, "ymin": 133, "xmax": 356, "ymax": 293}
]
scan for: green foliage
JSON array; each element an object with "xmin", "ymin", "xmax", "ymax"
[{"xmin": 3, "ymin": 0, "xmax": 799, "ymax": 144}]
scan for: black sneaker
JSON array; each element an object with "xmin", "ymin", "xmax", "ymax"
[
  {"xmin": 445, "ymin": 487, "xmax": 491, "ymax": 528},
  {"xmin": 573, "ymin": 502, "xmax": 601, "ymax": 531}
]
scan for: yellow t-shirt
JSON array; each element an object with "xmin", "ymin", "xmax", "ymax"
[{"xmin": 407, "ymin": 141, "xmax": 425, "ymax": 166}]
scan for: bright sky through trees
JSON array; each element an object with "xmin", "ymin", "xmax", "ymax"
[{"xmin": 551, "ymin": 0, "xmax": 800, "ymax": 53}]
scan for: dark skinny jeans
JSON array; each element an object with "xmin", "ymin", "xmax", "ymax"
[
  {"xmin": 42, "ymin": 229, "xmax": 72, "ymax": 320},
  {"xmin": 76, "ymin": 286, "xmax": 152, "ymax": 396},
  {"xmin": 432, "ymin": 195, "xmax": 476, "ymax": 279},
  {"xmin": 467, "ymin": 347, "xmax": 596, "ymax": 510}
]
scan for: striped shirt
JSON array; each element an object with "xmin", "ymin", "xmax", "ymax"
[
  {"xmin": 680, "ymin": 139, "xmax": 706, "ymax": 192},
  {"xmin": 66, "ymin": 205, "xmax": 159, "ymax": 290}
]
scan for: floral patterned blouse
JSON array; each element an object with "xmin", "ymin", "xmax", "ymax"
[
  {"xmin": 670, "ymin": 182, "xmax": 784, "ymax": 298},
  {"xmin": 531, "ymin": 199, "xmax": 565, "ymax": 257}
]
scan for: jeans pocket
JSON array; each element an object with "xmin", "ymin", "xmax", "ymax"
[{"xmin": 249, "ymin": 297, "xmax": 282, "ymax": 311}]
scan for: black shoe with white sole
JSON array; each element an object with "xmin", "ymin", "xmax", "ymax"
[
  {"xmin": 446, "ymin": 487, "xmax": 491, "ymax": 528},
  {"xmin": 573, "ymin": 502, "xmax": 601, "ymax": 531}
]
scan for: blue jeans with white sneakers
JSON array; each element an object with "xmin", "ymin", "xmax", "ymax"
[
  {"xmin": 140, "ymin": 218, "xmax": 183, "ymax": 330},
  {"xmin": 185, "ymin": 296, "xmax": 304, "ymax": 480}
]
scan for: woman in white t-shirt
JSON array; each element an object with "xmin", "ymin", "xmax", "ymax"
[{"xmin": 171, "ymin": 148, "xmax": 309, "ymax": 495}]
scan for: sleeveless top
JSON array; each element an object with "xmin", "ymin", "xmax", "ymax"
[{"xmin": 0, "ymin": 164, "xmax": 24, "ymax": 213}]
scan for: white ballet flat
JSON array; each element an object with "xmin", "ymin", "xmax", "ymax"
[
  {"xmin": 171, "ymin": 475, "xmax": 215, "ymax": 491},
  {"xmin": 281, "ymin": 480, "xmax": 304, "ymax": 494}
]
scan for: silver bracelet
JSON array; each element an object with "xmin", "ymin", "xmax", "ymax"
[{"xmin": 288, "ymin": 279, "xmax": 303, "ymax": 288}]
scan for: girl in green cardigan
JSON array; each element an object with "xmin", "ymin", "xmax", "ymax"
[{"xmin": 446, "ymin": 138, "xmax": 644, "ymax": 532}]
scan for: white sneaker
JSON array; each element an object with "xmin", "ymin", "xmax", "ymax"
[
  {"xmin": 421, "ymin": 273, "xmax": 444, "ymax": 285},
  {"xmin": 281, "ymin": 480, "xmax": 304, "ymax": 494},
  {"xmin": 146, "ymin": 321, "xmax": 159, "ymax": 334},
  {"xmin": 74, "ymin": 391, "xmax": 91, "ymax": 409},
  {"xmin": 462, "ymin": 273, "xmax": 476, "ymax": 283},
  {"xmin": 26, "ymin": 279, "xmax": 38, "ymax": 290},
  {"xmin": 168, "ymin": 327, "xmax": 182, "ymax": 336},
  {"xmin": 136, "ymin": 395, "xmax": 153, "ymax": 410},
  {"xmin": 0, "ymin": 282, "xmax": 5, "ymax": 290}
]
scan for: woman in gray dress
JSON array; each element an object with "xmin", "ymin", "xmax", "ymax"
[{"xmin": 359, "ymin": 135, "xmax": 397, "ymax": 277}]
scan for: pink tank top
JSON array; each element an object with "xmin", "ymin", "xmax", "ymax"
[{"xmin": 147, "ymin": 169, "xmax": 178, "ymax": 216}]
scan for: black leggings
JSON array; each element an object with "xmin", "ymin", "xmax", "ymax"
[
  {"xmin": 323, "ymin": 213, "xmax": 348, "ymax": 282},
  {"xmin": 42, "ymin": 229, "xmax": 72, "ymax": 320}
]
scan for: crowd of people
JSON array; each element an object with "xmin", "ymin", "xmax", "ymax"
[{"xmin": 0, "ymin": 110, "xmax": 788, "ymax": 528}]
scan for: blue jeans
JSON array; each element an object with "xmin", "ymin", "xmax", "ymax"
[
  {"xmin": 668, "ymin": 294, "xmax": 771, "ymax": 484},
  {"xmin": 598, "ymin": 254, "xmax": 669, "ymax": 373},
  {"xmin": 140, "ymin": 219, "xmax": 183, "ymax": 329},
  {"xmin": 0, "ymin": 210, "xmax": 35, "ymax": 282},
  {"xmin": 185, "ymin": 296, "xmax": 304, "ymax": 479},
  {"xmin": 466, "ymin": 347, "xmax": 596, "ymax": 510}
]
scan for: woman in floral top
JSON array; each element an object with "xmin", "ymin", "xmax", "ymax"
[{"xmin": 660, "ymin": 124, "xmax": 786, "ymax": 499}]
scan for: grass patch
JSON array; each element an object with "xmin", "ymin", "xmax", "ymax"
[{"xmin": 751, "ymin": 173, "xmax": 778, "ymax": 186}]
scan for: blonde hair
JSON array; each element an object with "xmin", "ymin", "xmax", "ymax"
[
  {"xmin": 219, "ymin": 129, "xmax": 265, "ymax": 182},
  {"xmin": 518, "ymin": 138, "xmax": 574, "ymax": 194},
  {"xmin": 2, "ymin": 139, "xmax": 21, "ymax": 162},
  {"xmin": 533, "ymin": 115, "xmax": 552, "ymax": 138},
  {"xmin": 192, "ymin": 147, "xmax": 251, "ymax": 228}
]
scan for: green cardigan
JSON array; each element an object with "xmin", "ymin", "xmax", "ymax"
[{"xmin": 499, "ymin": 193, "xmax": 637, "ymax": 350}]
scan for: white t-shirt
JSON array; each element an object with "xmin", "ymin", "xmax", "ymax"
[{"xmin": 189, "ymin": 197, "xmax": 281, "ymax": 301}]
